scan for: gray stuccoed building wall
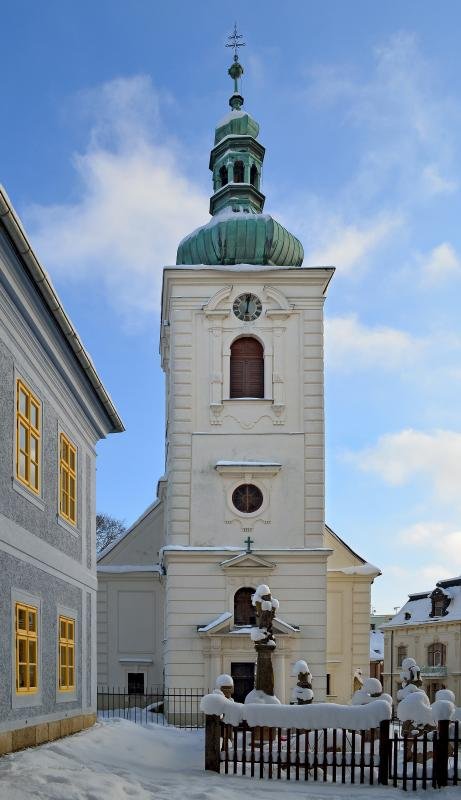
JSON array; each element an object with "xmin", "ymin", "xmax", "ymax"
[{"xmin": 0, "ymin": 187, "xmax": 123, "ymax": 754}]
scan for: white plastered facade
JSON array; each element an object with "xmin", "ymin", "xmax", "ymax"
[{"xmin": 97, "ymin": 265, "xmax": 380, "ymax": 702}]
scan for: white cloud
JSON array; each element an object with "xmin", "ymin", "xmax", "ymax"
[
  {"xmin": 421, "ymin": 165, "xmax": 458, "ymax": 196},
  {"xmin": 347, "ymin": 429, "xmax": 461, "ymax": 506},
  {"xmin": 25, "ymin": 76, "xmax": 207, "ymax": 320},
  {"xmin": 398, "ymin": 521, "xmax": 461, "ymax": 560},
  {"xmin": 304, "ymin": 215, "xmax": 401, "ymax": 273},
  {"xmin": 325, "ymin": 314, "xmax": 422, "ymax": 371},
  {"xmin": 307, "ymin": 32, "xmax": 458, "ymax": 207},
  {"xmin": 419, "ymin": 242, "xmax": 461, "ymax": 286}
]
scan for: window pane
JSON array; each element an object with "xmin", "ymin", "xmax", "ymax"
[
  {"xmin": 68, "ymin": 667, "xmax": 74, "ymax": 687},
  {"xmin": 30, "ymin": 402, "xmax": 39, "ymax": 430},
  {"xmin": 67, "ymin": 621, "xmax": 74, "ymax": 641},
  {"xmin": 60, "ymin": 645, "xmax": 67, "ymax": 666},
  {"xmin": 19, "ymin": 388, "xmax": 28, "ymax": 416},
  {"xmin": 28, "ymin": 610, "xmax": 36, "ymax": 633},
  {"xmin": 30, "ymin": 462, "xmax": 37, "ymax": 490},
  {"xmin": 28, "ymin": 640, "xmax": 37, "ymax": 664},
  {"xmin": 69, "ymin": 499, "xmax": 75, "ymax": 522},
  {"xmin": 18, "ymin": 664, "xmax": 27, "ymax": 688},
  {"xmin": 17, "ymin": 606, "xmax": 26, "ymax": 631},
  {"xmin": 29, "ymin": 665, "xmax": 37, "ymax": 689},
  {"xmin": 68, "ymin": 646, "xmax": 74, "ymax": 667},
  {"xmin": 60, "ymin": 619, "xmax": 67, "ymax": 639},
  {"xmin": 19, "ymin": 423, "xmax": 27, "ymax": 451},
  {"xmin": 69, "ymin": 476, "xmax": 75, "ymax": 502},
  {"xmin": 69, "ymin": 449, "xmax": 75, "ymax": 472},
  {"xmin": 60, "ymin": 667, "xmax": 67, "ymax": 688},
  {"xmin": 18, "ymin": 452, "xmax": 27, "ymax": 479},
  {"xmin": 18, "ymin": 638, "xmax": 27, "ymax": 663},
  {"xmin": 30, "ymin": 435, "xmax": 37, "ymax": 462}
]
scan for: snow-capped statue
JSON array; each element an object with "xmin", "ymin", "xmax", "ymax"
[
  {"xmin": 351, "ymin": 677, "xmax": 393, "ymax": 707},
  {"xmin": 290, "ymin": 659, "xmax": 313, "ymax": 705},
  {"xmin": 399, "ymin": 657, "xmax": 422, "ymax": 689},
  {"xmin": 396, "ymin": 657, "xmax": 434, "ymax": 757},
  {"xmin": 213, "ymin": 674, "xmax": 234, "ymax": 700},
  {"xmin": 247, "ymin": 584, "xmax": 280, "ymax": 701},
  {"xmin": 250, "ymin": 584, "xmax": 279, "ymax": 647}
]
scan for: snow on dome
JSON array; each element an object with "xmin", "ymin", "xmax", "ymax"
[
  {"xmin": 363, "ymin": 678, "xmax": 382, "ymax": 695},
  {"xmin": 215, "ymin": 674, "xmax": 233, "ymax": 689},
  {"xmin": 292, "ymin": 660, "xmax": 310, "ymax": 676}
]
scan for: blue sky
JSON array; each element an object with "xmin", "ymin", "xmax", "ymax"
[{"xmin": 3, "ymin": 1, "xmax": 461, "ymax": 612}]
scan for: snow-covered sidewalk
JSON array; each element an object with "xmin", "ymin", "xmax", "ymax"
[{"xmin": 0, "ymin": 719, "xmax": 458, "ymax": 800}]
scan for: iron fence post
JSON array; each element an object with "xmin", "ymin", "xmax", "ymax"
[
  {"xmin": 436, "ymin": 719, "xmax": 449, "ymax": 787},
  {"xmin": 205, "ymin": 714, "xmax": 221, "ymax": 772},
  {"xmin": 378, "ymin": 719, "xmax": 390, "ymax": 784}
]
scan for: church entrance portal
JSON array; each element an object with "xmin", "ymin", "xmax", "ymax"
[{"xmin": 231, "ymin": 662, "xmax": 255, "ymax": 703}]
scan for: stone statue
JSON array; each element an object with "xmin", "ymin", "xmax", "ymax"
[
  {"xmin": 247, "ymin": 584, "xmax": 280, "ymax": 701},
  {"xmin": 291, "ymin": 660, "xmax": 313, "ymax": 705}
]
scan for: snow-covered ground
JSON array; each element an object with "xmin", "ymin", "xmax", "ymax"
[{"xmin": 0, "ymin": 719, "xmax": 458, "ymax": 800}]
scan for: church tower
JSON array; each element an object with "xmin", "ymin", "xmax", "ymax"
[{"xmin": 160, "ymin": 41, "xmax": 334, "ymax": 701}]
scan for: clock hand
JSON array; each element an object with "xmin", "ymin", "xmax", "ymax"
[{"xmin": 245, "ymin": 294, "xmax": 251, "ymax": 314}]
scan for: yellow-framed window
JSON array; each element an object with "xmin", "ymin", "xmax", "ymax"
[
  {"xmin": 16, "ymin": 379, "xmax": 41, "ymax": 494},
  {"xmin": 15, "ymin": 603, "xmax": 38, "ymax": 693},
  {"xmin": 59, "ymin": 433, "xmax": 77, "ymax": 525},
  {"xmin": 59, "ymin": 616, "xmax": 75, "ymax": 691}
]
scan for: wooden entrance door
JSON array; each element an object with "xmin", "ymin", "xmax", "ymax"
[{"xmin": 231, "ymin": 662, "xmax": 255, "ymax": 703}]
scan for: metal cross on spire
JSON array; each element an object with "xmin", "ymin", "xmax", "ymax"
[{"xmin": 226, "ymin": 23, "xmax": 245, "ymax": 62}]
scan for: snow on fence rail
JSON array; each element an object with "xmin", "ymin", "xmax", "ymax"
[
  {"xmin": 97, "ymin": 686, "xmax": 207, "ymax": 729},
  {"xmin": 201, "ymin": 695, "xmax": 460, "ymax": 790}
]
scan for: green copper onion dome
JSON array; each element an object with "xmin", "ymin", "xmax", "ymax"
[{"xmin": 176, "ymin": 52, "xmax": 303, "ymax": 267}]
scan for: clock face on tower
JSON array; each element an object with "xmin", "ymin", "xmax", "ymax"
[{"xmin": 233, "ymin": 293, "xmax": 262, "ymax": 322}]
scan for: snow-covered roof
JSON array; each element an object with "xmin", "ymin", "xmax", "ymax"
[
  {"xmin": 382, "ymin": 577, "xmax": 461, "ymax": 628},
  {"xmin": 330, "ymin": 562, "xmax": 381, "ymax": 577},
  {"xmin": 197, "ymin": 612, "xmax": 232, "ymax": 633},
  {"xmin": 197, "ymin": 611, "xmax": 299, "ymax": 635},
  {"xmin": 370, "ymin": 630, "xmax": 384, "ymax": 661},
  {"xmin": 97, "ymin": 564, "xmax": 163, "ymax": 575}
]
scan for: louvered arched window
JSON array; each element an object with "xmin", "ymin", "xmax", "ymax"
[
  {"xmin": 219, "ymin": 165, "xmax": 228, "ymax": 187},
  {"xmin": 250, "ymin": 164, "xmax": 258, "ymax": 188},
  {"xmin": 234, "ymin": 587, "xmax": 256, "ymax": 626},
  {"xmin": 233, "ymin": 160, "xmax": 244, "ymax": 183},
  {"xmin": 230, "ymin": 337, "xmax": 264, "ymax": 398}
]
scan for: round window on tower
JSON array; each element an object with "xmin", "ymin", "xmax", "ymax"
[{"xmin": 232, "ymin": 484, "xmax": 263, "ymax": 514}]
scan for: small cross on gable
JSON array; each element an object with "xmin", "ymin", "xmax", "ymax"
[{"xmin": 244, "ymin": 535, "xmax": 254, "ymax": 553}]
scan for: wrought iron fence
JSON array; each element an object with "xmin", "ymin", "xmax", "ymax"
[
  {"xmin": 205, "ymin": 717, "xmax": 461, "ymax": 790},
  {"xmin": 97, "ymin": 686, "xmax": 207, "ymax": 729}
]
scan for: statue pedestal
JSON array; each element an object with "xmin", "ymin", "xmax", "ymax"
[{"xmin": 255, "ymin": 642, "xmax": 276, "ymax": 696}]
